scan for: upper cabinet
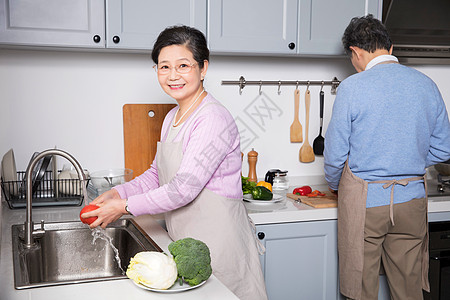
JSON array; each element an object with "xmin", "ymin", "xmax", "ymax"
[
  {"xmin": 208, "ymin": 0, "xmax": 298, "ymax": 55},
  {"xmin": 0, "ymin": 0, "xmax": 105, "ymax": 48},
  {"xmin": 298, "ymin": 0, "xmax": 381, "ymax": 55},
  {"xmin": 0, "ymin": 0, "xmax": 381, "ymax": 56},
  {"xmin": 106, "ymin": 0, "xmax": 206, "ymax": 50},
  {"xmin": 0, "ymin": 0, "xmax": 206, "ymax": 50},
  {"xmin": 208, "ymin": 0, "xmax": 382, "ymax": 56}
]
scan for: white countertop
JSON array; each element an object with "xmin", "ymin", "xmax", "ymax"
[
  {"xmin": 0, "ymin": 201, "xmax": 238, "ymax": 300},
  {"xmin": 245, "ymin": 185, "xmax": 450, "ymax": 225}
]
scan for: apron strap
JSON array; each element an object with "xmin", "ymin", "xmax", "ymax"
[{"xmin": 369, "ymin": 176, "xmax": 424, "ymax": 226}]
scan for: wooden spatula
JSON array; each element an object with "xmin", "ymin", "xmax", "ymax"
[
  {"xmin": 290, "ymin": 89, "xmax": 302, "ymax": 143},
  {"xmin": 299, "ymin": 89, "xmax": 315, "ymax": 163}
]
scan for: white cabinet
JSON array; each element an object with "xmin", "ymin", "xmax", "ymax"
[
  {"xmin": 208, "ymin": 0, "xmax": 382, "ymax": 56},
  {"xmin": 0, "ymin": 0, "xmax": 207, "ymax": 50},
  {"xmin": 0, "ymin": 0, "xmax": 381, "ymax": 55},
  {"xmin": 208, "ymin": 0, "xmax": 298, "ymax": 55},
  {"xmin": 298, "ymin": 0, "xmax": 381, "ymax": 55},
  {"xmin": 256, "ymin": 220, "xmax": 339, "ymax": 300},
  {"xmin": 0, "ymin": 0, "xmax": 105, "ymax": 48},
  {"xmin": 106, "ymin": 0, "xmax": 206, "ymax": 50}
]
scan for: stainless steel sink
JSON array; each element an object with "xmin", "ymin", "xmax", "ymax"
[{"xmin": 12, "ymin": 218, "xmax": 162, "ymax": 289}]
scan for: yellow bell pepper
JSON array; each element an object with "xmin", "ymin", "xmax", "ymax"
[{"xmin": 256, "ymin": 181, "xmax": 272, "ymax": 192}]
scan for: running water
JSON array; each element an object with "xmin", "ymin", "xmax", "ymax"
[
  {"xmin": 91, "ymin": 227, "xmax": 125, "ymax": 275},
  {"xmin": 81, "ymin": 183, "xmax": 124, "ymax": 275}
]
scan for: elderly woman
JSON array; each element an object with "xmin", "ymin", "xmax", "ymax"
[{"xmin": 82, "ymin": 25, "xmax": 267, "ymax": 300}]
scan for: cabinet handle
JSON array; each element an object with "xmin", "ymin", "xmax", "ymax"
[
  {"xmin": 113, "ymin": 36, "xmax": 121, "ymax": 44},
  {"xmin": 257, "ymin": 232, "xmax": 265, "ymax": 240},
  {"xmin": 288, "ymin": 42, "xmax": 295, "ymax": 50},
  {"xmin": 93, "ymin": 35, "xmax": 101, "ymax": 43}
]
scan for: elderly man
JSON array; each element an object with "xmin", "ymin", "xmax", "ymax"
[{"xmin": 324, "ymin": 15, "xmax": 450, "ymax": 300}]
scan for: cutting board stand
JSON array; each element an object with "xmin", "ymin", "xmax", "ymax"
[{"xmin": 123, "ymin": 103, "xmax": 177, "ymax": 178}]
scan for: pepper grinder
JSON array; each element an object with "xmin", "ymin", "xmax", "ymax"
[{"xmin": 247, "ymin": 148, "xmax": 258, "ymax": 183}]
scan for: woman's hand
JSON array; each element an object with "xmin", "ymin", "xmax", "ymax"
[{"xmin": 81, "ymin": 189, "xmax": 128, "ymax": 229}]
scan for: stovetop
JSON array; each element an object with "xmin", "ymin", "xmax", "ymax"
[{"xmin": 428, "ymin": 175, "xmax": 450, "ymax": 198}]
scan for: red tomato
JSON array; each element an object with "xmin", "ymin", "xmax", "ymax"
[{"xmin": 80, "ymin": 204, "xmax": 100, "ymax": 225}]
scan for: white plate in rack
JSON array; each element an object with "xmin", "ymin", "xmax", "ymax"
[
  {"xmin": 1, "ymin": 149, "xmax": 18, "ymax": 196},
  {"xmin": 243, "ymin": 193, "xmax": 283, "ymax": 204}
]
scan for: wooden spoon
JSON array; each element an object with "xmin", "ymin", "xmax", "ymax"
[
  {"xmin": 290, "ymin": 89, "xmax": 302, "ymax": 143},
  {"xmin": 299, "ymin": 89, "xmax": 315, "ymax": 163}
]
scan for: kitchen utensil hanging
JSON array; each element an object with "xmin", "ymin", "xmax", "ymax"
[
  {"xmin": 290, "ymin": 84, "xmax": 302, "ymax": 143},
  {"xmin": 313, "ymin": 83, "xmax": 325, "ymax": 155},
  {"xmin": 299, "ymin": 85, "xmax": 315, "ymax": 163}
]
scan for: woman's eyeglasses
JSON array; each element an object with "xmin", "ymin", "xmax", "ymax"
[{"xmin": 153, "ymin": 62, "xmax": 198, "ymax": 75}]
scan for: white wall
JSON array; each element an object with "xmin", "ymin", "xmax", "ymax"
[{"xmin": 1, "ymin": 49, "xmax": 449, "ymax": 181}]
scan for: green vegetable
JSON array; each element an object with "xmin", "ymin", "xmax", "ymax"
[
  {"xmin": 168, "ymin": 238, "xmax": 212, "ymax": 286},
  {"xmin": 242, "ymin": 176, "xmax": 256, "ymax": 194},
  {"xmin": 251, "ymin": 186, "xmax": 273, "ymax": 200}
]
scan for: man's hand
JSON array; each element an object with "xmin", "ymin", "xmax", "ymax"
[{"xmin": 329, "ymin": 187, "xmax": 338, "ymax": 197}]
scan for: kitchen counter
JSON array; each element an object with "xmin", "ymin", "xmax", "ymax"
[
  {"xmin": 0, "ymin": 201, "xmax": 238, "ymax": 300},
  {"xmin": 245, "ymin": 185, "xmax": 450, "ymax": 225},
  {"xmin": 2, "ymin": 185, "xmax": 449, "ymax": 299}
]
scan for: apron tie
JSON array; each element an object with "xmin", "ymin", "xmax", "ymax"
[
  {"xmin": 371, "ymin": 176, "xmax": 424, "ymax": 226},
  {"xmin": 381, "ymin": 179, "xmax": 410, "ymax": 226}
]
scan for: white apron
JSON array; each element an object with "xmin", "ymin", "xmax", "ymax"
[{"xmin": 156, "ymin": 103, "xmax": 268, "ymax": 300}]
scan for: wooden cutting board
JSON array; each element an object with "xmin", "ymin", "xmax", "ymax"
[
  {"xmin": 123, "ymin": 104, "xmax": 176, "ymax": 178},
  {"xmin": 286, "ymin": 193, "xmax": 337, "ymax": 208}
]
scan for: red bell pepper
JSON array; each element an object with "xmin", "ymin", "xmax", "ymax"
[{"xmin": 293, "ymin": 186, "xmax": 312, "ymax": 196}]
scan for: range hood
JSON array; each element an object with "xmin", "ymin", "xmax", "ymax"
[{"xmin": 383, "ymin": 0, "xmax": 450, "ymax": 64}]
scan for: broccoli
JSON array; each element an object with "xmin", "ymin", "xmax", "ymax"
[{"xmin": 168, "ymin": 237, "xmax": 212, "ymax": 286}]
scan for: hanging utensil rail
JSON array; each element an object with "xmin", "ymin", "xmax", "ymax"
[{"xmin": 221, "ymin": 76, "xmax": 341, "ymax": 95}]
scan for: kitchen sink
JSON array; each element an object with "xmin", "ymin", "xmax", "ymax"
[{"xmin": 11, "ymin": 218, "xmax": 162, "ymax": 289}]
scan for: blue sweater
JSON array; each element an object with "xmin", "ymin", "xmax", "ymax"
[{"xmin": 324, "ymin": 63, "xmax": 450, "ymax": 208}]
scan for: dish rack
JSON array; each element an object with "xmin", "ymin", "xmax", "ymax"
[{"xmin": 1, "ymin": 170, "xmax": 90, "ymax": 209}]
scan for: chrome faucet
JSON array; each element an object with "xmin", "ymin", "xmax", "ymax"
[{"xmin": 24, "ymin": 149, "xmax": 87, "ymax": 248}]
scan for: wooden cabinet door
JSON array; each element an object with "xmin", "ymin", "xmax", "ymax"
[
  {"xmin": 298, "ymin": 0, "xmax": 382, "ymax": 55},
  {"xmin": 106, "ymin": 0, "xmax": 207, "ymax": 50},
  {"xmin": 0, "ymin": 0, "xmax": 105, "ymax": 48},
  {"xmin": 208, "ymin": 0, "xmax": 298, "ymax": 55},
  {"xmin": 256, "ymin": 220, "xmax": 339, "ymax": 300}
]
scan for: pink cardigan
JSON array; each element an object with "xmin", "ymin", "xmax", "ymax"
[{"xmin": 114, "ymin": 94, "xmax": 243, "ymax": 216}]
